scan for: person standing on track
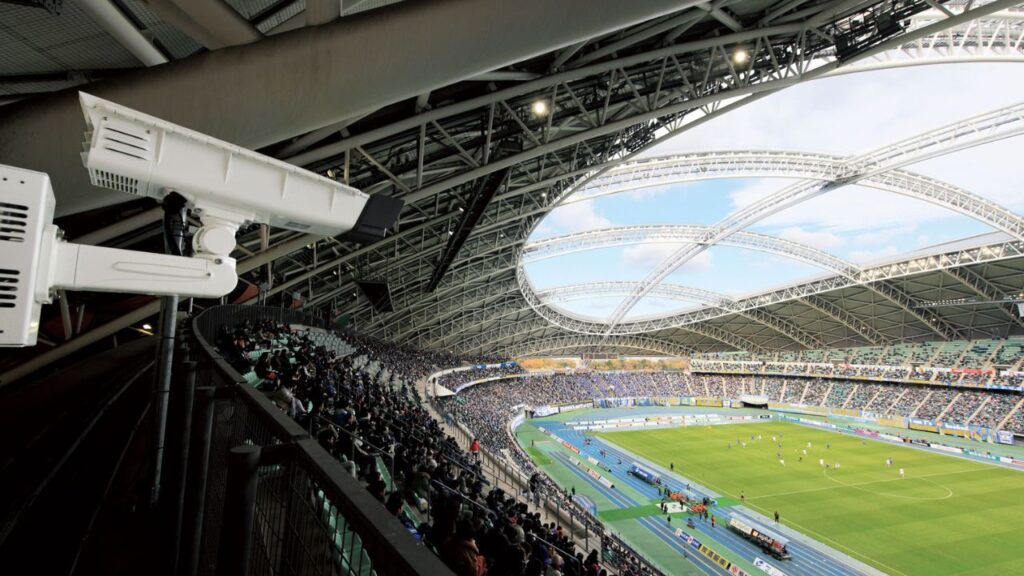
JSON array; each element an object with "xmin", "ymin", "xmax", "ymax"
[{"xmin": 774, "ymin": 511, "xmax": 780, "ymax": 524}]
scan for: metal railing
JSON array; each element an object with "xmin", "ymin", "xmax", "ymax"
[
  {"xmin": 432, "ymin": 397, "xmax": 668, "ymax": 576},
  {"xmin": 189, "ymin": 305, "xmax": 451, "ymax": 576},
  {"xmin": 193, "ymin": 304, "xmax": 329, "ymax": 339}
]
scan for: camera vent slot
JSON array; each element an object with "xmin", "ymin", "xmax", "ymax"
[
  {"xmin": 0, "ymin": 202, "xmax": 28, "ymax": 243},
  {"xmin": 89, "ymin": 169, "xmax": 141, "ymax": 195},
  {"xmin": 0, "ymin": 268, "xmax": 19, "ymax": 309},
  {"xmin": 101, "ymin": 126, "xmax": 153, "ymax": 162}
]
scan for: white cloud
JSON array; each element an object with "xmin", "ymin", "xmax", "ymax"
[
  {"xmin": 544, "ymin": 200, "xmax": 612, "ymax": 234},
  {"xmin": 622, "ymin": 243, "xmax": 681, "ymax": 269},
  {"xmin": 728, "ymin": 179, "xmax": 801, "ymax": 210},
  {"xmin": 738, "ymin": 184, "xmax": 969, "ymax": 233},
  {"xmin": 648, "ymin": 62, "xmax": 1024, "ymax": 234},
  {"xmin": 854, "ymin": 226, "xmax": 909, "ymax": 246},
  {"xmin": 681, "ymin": 251, "xmax": 713, "ymax": 274},
  {"xmin": 624, "ymin": 185, "xmax": 669, "ymax": 201},
  {"xmin": 622, "ymin": 243, "xmax": 713, "ymax": 274},
  {"xmin": 776, "ymin": 226, "xmax": 844, "ymax": 250},
  {"xmin": 647, "ymin": 64, "xmax": 1024, "ymax": 157},
  {"xmin": 849, "ymin": 246, "xmax": 902, "ymax": 264}
]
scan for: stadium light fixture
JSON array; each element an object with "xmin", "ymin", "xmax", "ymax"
[
  {"xmin": 142, "ymin": 323, "xmax": 152, "ymax": 330},
  {"xmin": 531, "ymin": 99, "xmax": 550, "ymax": 117},
  {"xmin": 732, "ymin": 47, "xmax": 750, "ymax": 65}
]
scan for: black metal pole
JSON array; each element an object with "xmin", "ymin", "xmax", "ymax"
[
  {"xmin": 218, "ymin": 445, "xmax": 261, "ymax": 576},
  {"xmin": 182, "ymin": 385, "xmax": 216, "ymax": 576},
  {"xmin": 170, "ymin": 359, "xmax": 198, "ymax": 575},
  {"xmin": 151, "ymin": 193, "xmax": 189, "ymax": 506}
]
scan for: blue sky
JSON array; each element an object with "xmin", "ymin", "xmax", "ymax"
[{"xmin": 524, "ymin": 63, "xmax": 1024, "ymax": 321}]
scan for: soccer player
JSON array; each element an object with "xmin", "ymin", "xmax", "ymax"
[
  {"xmin": 899, "ymin": 468, "xmax": 905, "ymax": 478},
  {"xmin": 774, "ymin": 511, "xmax": 780, "ymax": 524},
  {"xmin": 819, "ymin": 458, "xmax": 825, "ymax": 467},
  {"xmin": 779, "ymin": 458, "xmax": 785, "ymax": 466}
]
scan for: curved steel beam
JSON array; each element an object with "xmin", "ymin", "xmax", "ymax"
[
  {"xmin": 799, "ymin": 295, "xmax": 888, "ymax": 345},
  {"xmin": 523, "ymin": 224, "xmax": 859, "ymax": 275},
  {"xmin": 538, "ymin": 281, "xmax": 731, "ymax": 307},
  {"xmin": 516, "ymin": 238, "xmax": 1024, "ymax": 336},
  {"xmin": 606, "ymin": 100, "xmax": 1024, "ymax": 333},
  {"xmin": 539, "ymin": 281, "xmax": 824, "ymax": 349},
  {"xmin": 430, "ymin": 295, "xmax": 774, "ymax": 356},
  {"xmin": 293, "ymin": 3, "xmax": 1023, "ymax": 170},
  {"xmin": 942, "ymin": 265, "xmax": 1024, "ymax": 331},
  {"xmin": 738, "ymin": 308, "xmax": 825, "ymax": 349},
  {"xmin": 497, "ymin": 334, "xmax": 693, "ymax": 358},
  {"xmin": 563, "ymin": 151, "xmax": 1024, "ymax": 233},
  {"xmin": 452, "ymin": 313, "xmax": 760, "ymax": 357}
]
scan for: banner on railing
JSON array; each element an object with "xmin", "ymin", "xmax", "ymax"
[
  {"xmin": 534, "ymin": 405, "xmax": 558, "ymax": 417},
  {"xmin": 673, "ymin": 530, "xmax": 750, "ymax": 576},
  {"xmin": 754, "ymin": 557, "xmax": 788, "ymax": 576},
  {"xmin": 557, "ymin": 401, "xmax": 592, "ymax": 414}
]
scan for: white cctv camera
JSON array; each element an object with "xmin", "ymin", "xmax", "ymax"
[{"xmin": 0, "ymin": 93, "xmax": 402, "ymax": 347}]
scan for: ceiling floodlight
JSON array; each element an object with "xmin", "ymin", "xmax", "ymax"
[
  {"xmin": 531, "ymin": 100, "xmax": 550, "ymax": 117},
  {"xmin": 732, "ymin": 47, "xmax": 750, "ymax": 65}
]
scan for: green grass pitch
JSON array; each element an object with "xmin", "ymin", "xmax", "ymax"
[{"xmin": 598, "ymin": 422, "xmax": 1024, "ymax": 576}]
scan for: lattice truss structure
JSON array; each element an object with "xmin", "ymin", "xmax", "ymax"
[
  {"xmin": 254, "ymin": 0, "xmax": 1024, "ymax": 358},
  {"xmin": 46, "ymin": 0, "xmax": 1024, "ymax": 360}
]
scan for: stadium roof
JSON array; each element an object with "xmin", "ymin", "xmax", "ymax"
[{"xmin": 1, "ymin": 0, "xmax": 1023, "ymax": 371}]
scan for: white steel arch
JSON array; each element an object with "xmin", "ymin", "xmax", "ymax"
[
  {"xmin": 516, "ymin": 238, "xmax": 1024, "ymax": 336},
  {"xmin": 538, "ymin": 282, "xmax": 731, "ymax": 308},
  {"xmin": 537, "ymin": 282, "xmax": 826, "ymax": 348},
  {"xmin": 496, "ymin": 334, "xmax": 694, "ymax": 359},
  {"xmin": 563, "ymin": 150, "xmax": 1024, "ymax": 228},
  {"xmin": 604, "ymin": 100, "xmax": 1024, "ymax": 331},
  {"xmin": 524, "ymin": 224, "xmax": 860, "ymax": 275}
]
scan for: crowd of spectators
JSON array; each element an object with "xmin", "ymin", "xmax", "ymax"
[
  {"xmin": 824, "ymin": 381, "xmax": 853, "ymax": 407},
  {"xmin": 441, "ymin": 370, "xmax": 1024, "ymax": 434},
  {"xmin": 799, "ymin": 379, "xmax": 826, "ymax": 406},
  {"xmin": 941, "ymin": 390, "xmax": 988, "ymax": 426},
  {"xmin": 435, "ymin": 365, "xmax": 527, "ymax": 392},
  {"xmin": 913, "ymin": 388, "xmax": 960, "ymax": 421},
  {"xmin": 690, "ymin": 338, "xmax": 1024, "ymax": 387},
  {"xmin": 219, "ymin": 321, "xmax": 621, "ymax": 576}
]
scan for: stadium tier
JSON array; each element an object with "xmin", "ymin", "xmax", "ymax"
[
  {"xmin": 442, "ymin": 372, "xmax": 1024, "ymax": 438},
  {"xmin": 213, "ymin": 316, "xmax": 664, "ymax": 576},
  {"xmin": 689, "ymin": 337, "xmax": 1024, "ymax": 388}
]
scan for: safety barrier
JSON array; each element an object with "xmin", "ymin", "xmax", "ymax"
[{"xmin": 189, "ymin": 305, "xmax": 450, "ymax": 576}]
